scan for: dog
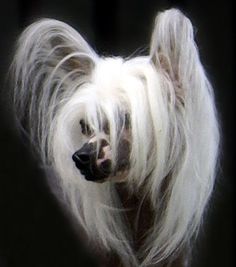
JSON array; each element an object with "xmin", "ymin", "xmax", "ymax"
[{"xmin": 11, "ymin": 8, "xmax": 219, "ymax": 267}]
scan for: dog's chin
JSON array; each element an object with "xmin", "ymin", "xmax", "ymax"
[
  {"xmin": 80, "ymin": 171, "xmax": 106, "ymax": 183},
  {"xmin": 84, "ymin": 176, "xmax": 106, "ymax": 183},
  {"xmin": 81, "ymin": 170, "xmax": 128, "ymax": 184}
]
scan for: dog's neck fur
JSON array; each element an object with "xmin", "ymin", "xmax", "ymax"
[{"xmin": 93, "ymin": 183, "xmax": 188, "ymax": 267}]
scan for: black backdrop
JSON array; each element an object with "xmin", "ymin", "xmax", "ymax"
[{"xmin": 0, "ymin": 0, "xmax": 234, "ymax": 266}]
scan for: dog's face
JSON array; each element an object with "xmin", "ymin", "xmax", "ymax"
[
  {"xmin": 50, "ymin": 56, "xmax": 156, "ymax": 188},
  {"xmin": 72, "ymin": 114, "xmax": 131, "ymax": 182},
  {"xmin": 49, "ymin": 54, "xmax": 158, "ymax": 186}
]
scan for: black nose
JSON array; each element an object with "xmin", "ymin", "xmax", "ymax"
[
  {"xmin": 72, "ymin": 142, "xmax": 111, "ymax": 182},
  {"xmin": 72, "ymin": 152, "xmax": 90, "ymax": 166},
  {"xmin": 72, "ymin": 142, "xmax": 95, "ymax": 168}
]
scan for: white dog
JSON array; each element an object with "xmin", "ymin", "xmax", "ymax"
[{"xmin": 11, "ymin": 9, "xmax": 219, "ymax": 267}]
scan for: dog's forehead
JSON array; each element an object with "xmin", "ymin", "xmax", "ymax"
[
  {"xmin": 92, "ymin": 58, "xmax": 124, "ymax": 92},
  {"xmin": 92, "ymin": 56, "xmax": 149, "ymax": 92}
]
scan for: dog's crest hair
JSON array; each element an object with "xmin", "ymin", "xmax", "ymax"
[{"xmin": 11, "ymin": 9, "xmax": 219, "ymax": 267}]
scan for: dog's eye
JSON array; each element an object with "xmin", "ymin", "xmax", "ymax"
[
  {"xmin": 124, "ymin": 113, "xmax": 130, "ymax": 129},
  {"xmin": 103, "ymin": 121, "xmax": 110, "ymax": 135},
  {"xmin": 80, "ymin": 119, "xmax": 93, "ymax": 136}
]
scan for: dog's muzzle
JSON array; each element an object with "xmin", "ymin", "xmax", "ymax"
[{"xmin": 72, "ymin": 141, "xmax": 112, "ymax": 182}]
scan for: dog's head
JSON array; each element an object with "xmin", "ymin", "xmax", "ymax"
[
  {"xmin": 12, "ymin": 9, "xmax": 219, "ymax": 266},
  {"xmin": 47, "ymin": 52, "xmax": 160, "ymax": 187},
  {"xmin": 72, "ymin": 112, "xmax": 131, "ymax": 183}
]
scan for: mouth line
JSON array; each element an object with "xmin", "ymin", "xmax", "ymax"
[
  {"xmin": 73, "ymin": 157, "xmax": 128, "ymax": 183},
  {"xmin": 83, "ymin": 174, "xmax": 106, "ymax": 183},
  {"xmin": 74, "ymin": 162, "xmax": 128, "ymax": 183},
  {"xmin": 77, "ymin": 166, "xmax": 108, "ymax": 182}
]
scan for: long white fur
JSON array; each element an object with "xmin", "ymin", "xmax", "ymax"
[{"xmin": 12, "ymin": 9, "xmax": 219, "ymax": 267}]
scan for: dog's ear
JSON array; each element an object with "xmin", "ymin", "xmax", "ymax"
[
  {"xmin": 150, "ymin": 9, "xmax": 198, "ymax": 102},
  {"xmin": 147, "ymin": 9, "xmax": 219, "ymax": 262},
  {"xmin": 11, "ymin": 19, "xmax": 98, "ymax": 148},
  {"xmin": 13, "ymin": 19, "xmax": 97, "ymax": 82}
]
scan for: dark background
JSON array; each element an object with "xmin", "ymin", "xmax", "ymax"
[{"xmin": 0, "ymin": 0, "xmax": 234, "ymax": 266}]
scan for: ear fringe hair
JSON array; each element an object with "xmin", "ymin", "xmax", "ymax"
[
  {"xmin": 143, "ymin": 9, "xmax": 220, "ymax": 264},
  {"xmin": 11, "ymin": 18, "xmax": 98, "ymax": 162},
  {"xmin": 11, "ymin": 18, "xmax": 139, "ymax": 267}
]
